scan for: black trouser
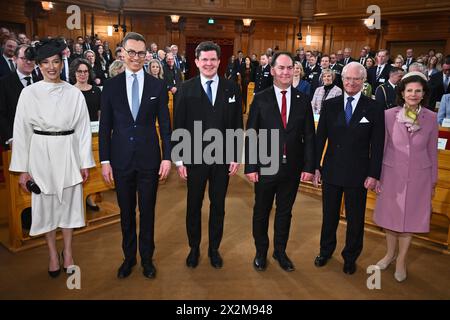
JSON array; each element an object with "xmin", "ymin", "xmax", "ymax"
[
  {"xmin": 186, "ymin": 164, "xmax": 230, "ymax": 250},
  {"xmin": 113, "ymin": 166, "xmax": 159, "ymax": 263},
  {"xmin": 320, "ymin": 182, "xmax": 367, "ymax": 263},
  {"xmin": 253, "ymin": 168, "xmax": 301, "ymax": 255}
]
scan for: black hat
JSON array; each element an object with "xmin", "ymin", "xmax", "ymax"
[{"xmin": 34, "ymin": 38, "xmax": 67, "ymax": 61}]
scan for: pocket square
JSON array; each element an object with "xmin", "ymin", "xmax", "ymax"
[
  {"xmin": 150, "ymin": 96, "xmax": 157, "ymax": 100},
  {"xmin": 228, "ymin": 96, "xmax": 236, "ymax": 103},
  {"xmin": 359, "ymin": 117, "xmax": 370, "ymax": 123}
]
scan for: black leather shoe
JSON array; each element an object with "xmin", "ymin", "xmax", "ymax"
[
  {"xmin": 186, "ymin": 247, "xmax": 200, "ymax": 268},
  {"xmin": 142, "ymin": 260, "xmax": 156, "ymax": 279},
  {"xmin": 208, "ymin": 249, "xmax": 223, "ymax": 269},
  {"xmin": 272, "ymin": 251, "xmax": 295, "ymax": 272},
  {"xmin": 86, "ymin": 200, "xmax": 100, "ymax": 211},
  {"xmin": 253, "ymin": 252, "xmax": 267, "ymax": 271},
  {"xmin": 314, "ymin": 255, "xmax": 330, "ymax": 267},
  {"xmin": 117, "ymin": 258, "xmax": 137, "ymax": 278},
  {"xmin": 48, "ymin": 254, "xmax": 61, "ymax": 278},
  {"xmin": 343, "ymin": 262, "xmax": 356, "ymax": 275}
]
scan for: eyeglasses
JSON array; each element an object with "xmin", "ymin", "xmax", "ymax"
[
  {"xmin": 17, "ymin": 57, "xmax": 34, "ymax": 62},
  {"xmin": 343, "ymin": 77, "xmax": 364, "ymax": 82},
  {"xmin": 76, "ymin": 70, "xmax": 89, "ymax": 74},
  {"xmin": 124, "ymin": 49, "xmax": 146, "ymax": 58}
]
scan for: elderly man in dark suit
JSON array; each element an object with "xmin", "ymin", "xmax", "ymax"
[
  {"xmin": 313, "ymin": 62, "xmax": 385, "ymax": 275},
  {"xmin": 173, "ymin": 41, "xmax": 243, "ymax": 269},
  {"xmin": 245, "ymin": 52, "xmax": 315, "ymax": 272},
  {"xmin": 99, "ymin": 32, "xmax": 172, "ymax": 279},
  {"xmin": 0, "ymin": 44, "xmax": 38, "ymax": 147}
]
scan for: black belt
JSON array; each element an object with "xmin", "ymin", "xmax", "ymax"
[{"xmin": 33, "ymin": 129, "xmax": 74, "ymax": 136}]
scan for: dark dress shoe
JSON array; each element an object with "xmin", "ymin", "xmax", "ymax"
[
  {"xmin": 142, "ymin": 260, "xmax": 156, "ymax": 279},
  {"xmin": 86, "ymin": 200, "xmax": 100, "ymax": 211},
  {"xmin": 272, "ymin": 251, "xmax": 295, "ymax": 272},
  {"xmin": 48, "ymin": 268, "xmax": 61, "ymax": 278},
  {"xmin": 253, "ymin": 252, "xmax": 267, "ymax": 271},
  {"xmin": 343, "ymin": 262, "xmax": 356, "ymax": 275},
  {"xmin": 61, "ymin": 250, "xmax": 75, "ymax": 275},
  {"xmin": 208, "ymin": 249, "xmax": 223, "ymax": 269},
  {"xmin": 117, "ymin": 259, "xmax": 137, "ymax": 278},
  {"xmin": 186, "ymin": 247, "xmax": 200, "ymax": 268},
  {"xmin": 314, "ymin": 255, "xmax": 330, "ymax": 267}
]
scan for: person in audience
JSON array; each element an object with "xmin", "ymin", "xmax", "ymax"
[
  {"xmin": 313, "ymin": 62, "xmax": 385, "ymax": 276},
  {"xmin": 148, "ymin": 58, "xmax": 164, "ymax": 79},
  {"xmin": 241, "ymin": 56, "xmax": 255, "ymax": 112},
  {"xmin": 9, "ymin": 38, "xmax": 94, "ymax": 278},
  {"xmin": 375, "ymin": 67, "xmax": 404, "ymax": 109},
  {"xmin": 437, "ymin": 93, "xmax": 450, "ymax": 125},
  {"xmin": 292, "ymin": 61, "xmax": 311, "ymax": 97},
  {"xmin": 108, "ymin": 59, "xmax": 125, "ymax": 78},
  {"xmin": 70, "ymin": 58, "xmax": 102, "ymax": 211},
  {"xmin": 393, "ymin": 56, "xmax": 406, "ymax": 71},
  {"xmin": 426, "ymin": 55, "xmax": 439, "ymax": 79},
  {"xmin": 95, "ymin": 45, "xmax": 109, "ymax": 80},
  {"xmin": 84, "ymin": 49, "xmax": 105, "ymax": 86},
  {"xmin": 225, "ymin": 55, "xmax": 235, "ymax": 80},
  {"xmin": 310, "ymin": 69, "xmax": 342, "ymax": 114},
  {"xmin": 364, "ymin": 57, "xmax": 376, "ymax": 70},
  {"xmin": 115, "ymin": 46, "xmax": 125, "ymax": 62},
  {"xmin": 429, "ymin": 55, "xmax": 450, "ymax": 110},
  {"xmin": 373, "ymin": 71, "xmax": 438, "ymax": 283}
]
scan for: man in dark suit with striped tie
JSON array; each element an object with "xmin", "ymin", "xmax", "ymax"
[
  {"xmin": 0, "ymin": 44, "xmax": 38, "ymax": 147},
  {"xmin": 99, "ymin": 32, "xmax": 172, "ymax": 280},
  {"xmin": 313, "ymin": 62, "xmax": 385, "ymax": 275}
]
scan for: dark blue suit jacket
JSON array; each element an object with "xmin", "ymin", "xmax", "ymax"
[
  {"xmin": 0, "ymin": 56, "xmax": 13, "ymax": 79},
  {"xmin": 99, "ymin": 71, "xmax": 172, "ymax": 171}
]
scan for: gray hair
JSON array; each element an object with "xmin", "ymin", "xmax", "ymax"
[
  {"xmin": 408, "ymin": 62, "xmax": 426, "ymax": 76},
  {"xmin": 342, "ymin": 61, "xmax": 367, "ymax": 80},
  {"xmin": 320, "ymin": 68, "xmax": 336, "ymax": 81}
]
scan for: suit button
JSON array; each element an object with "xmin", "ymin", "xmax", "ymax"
[
  {"xmin": 134, "ymin": 125, "xmax": 137, "ymax": 128},
  {"xmin": 130, "ymin": 137, "xmax": 134, "ymax": 141}
]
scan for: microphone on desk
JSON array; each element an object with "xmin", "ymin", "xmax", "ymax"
[{"xmin": 26, "ymin": 180, "xmax": 41, "ymax": 194}]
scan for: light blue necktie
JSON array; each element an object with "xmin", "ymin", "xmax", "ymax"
[
  {"xmin": 206, "ymin": 80, "xmax": 213, "ymax": 105},
  {"xmin": 345, "ymin": 96, "xmax": 354, "ymax": 125},
  {"xmin": 131, "ymin": 74, "xmax": 140, "ymax": 120}
]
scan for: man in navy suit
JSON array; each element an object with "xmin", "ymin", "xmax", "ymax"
[
  {"xmin": 367, "ymin": 49, "xmax": 392, "ymax": 94},
  {"xmin": 313, "ymin": 62, "xmax": 385, "ymax": 275},
  {"xmin": 0, "ymin": 38, "xmax": 18, "ymax": 78},
  {"xmin": 99, "ymin": 32, "xmax": 172, "ymax": 279}
]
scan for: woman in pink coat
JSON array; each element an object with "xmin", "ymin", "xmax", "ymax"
[{"xmin": 373, "ymin": 71, "xmax": 438, "ymax": 282}]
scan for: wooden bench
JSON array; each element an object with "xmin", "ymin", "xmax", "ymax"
[{"xmin": 0, "ymin": 135, "xmax": 118, "ymax": 252}]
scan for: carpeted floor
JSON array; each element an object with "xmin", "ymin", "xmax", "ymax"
[{"xmin": 0, "ymin": 169, "xmax": 449, "ymax": 300}]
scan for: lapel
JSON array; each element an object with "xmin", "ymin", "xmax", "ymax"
[
  {"xmin": 214, "ymin": 76, "xmax": 225, "ymax": 108},
  {"xmin": 12, "ymin": 72, "xmax": 24, "ymax": 91},
  {"xmin": 349, "ymin": 95, "xmax": 367, "ymax": 127},
  {"xmin": 267, "ymin": 86, "xmax": 285, "ymax": 130},
  {"xmin": 119, "ymin": 72, "xmax": 135, "ymax": 121},
  {"xmin": 334, "ymin": 96, "xmax": 347, "ymax": 127},
  {"xmin": 286, "ymin": 87, "xmax": 301, "ymax": 132}
]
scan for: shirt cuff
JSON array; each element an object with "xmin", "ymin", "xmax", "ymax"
[
  {"xmin": 175, "ymin": 161, "xmax": 183, "ymax": 167},
  {"xmin": 6, "ymin": 138, "xmax": 13, "ymax": 145},
  {"xmin": 100, "ymin": 161, "xmax": 110, "ymax": 164}
]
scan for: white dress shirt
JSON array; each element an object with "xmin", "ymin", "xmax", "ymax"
[
  {"xmin": 125, "ymin": 67, "xmax": 144, "ymax": 113},
  {"xmin": 343, "ymin": 91, "xmax": 362, "ymax": 114},
  {"xmin": 16, "ymin": 70, "xmax": 33, "ymax": 87},
  {"xmin": 273, "ymin": 84, "xmax": 291, "ymax": 124},
  {"xmin": 200, "ymin": 73, "xmax": 219, "ymax": 105}
]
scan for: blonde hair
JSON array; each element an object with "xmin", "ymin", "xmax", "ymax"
[
  {"xmin": 109, "ymin": 60, "xmax": 125, "ymax": 78},
  {"xmin": 149, "ymin": 59, "xmax": 164, "ymax": 79},
  {"xmin": 294, "ymin": 61, "xmax": 304, "ymax": 77}
]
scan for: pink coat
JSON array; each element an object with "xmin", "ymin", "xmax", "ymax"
[{"xmin": 373, "ymin": 106, "xmax": 438, "ymax": 233}]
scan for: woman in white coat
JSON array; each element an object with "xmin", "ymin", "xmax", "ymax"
[{"xmin": 9, "ymin": 39, "xmax": 94, "ymax": 277}]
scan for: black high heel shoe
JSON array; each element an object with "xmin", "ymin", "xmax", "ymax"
[
  {"xmin": 62, "ymin": 250, "xmax": 75, "ymax": 274},
  {"xmin": 48, "ymin": 254, "xmax": 61, "ymax": 278}
]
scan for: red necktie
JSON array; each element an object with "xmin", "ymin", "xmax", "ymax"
[
  {"xmin": 281, "ymin": 90, "xmax": 287, "ymax": 128},
  {"xmin": 281, "ymin": 90, "xmax": 287, "ymax": 159}
]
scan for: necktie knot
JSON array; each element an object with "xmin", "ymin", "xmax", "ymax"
[
  {"xmin": 24, "ymin": 76, "xmax": 31, "ymax": 86},
  {"xmin": 281, "ymin": 90, "xmax": 287, "ymax": 96}
]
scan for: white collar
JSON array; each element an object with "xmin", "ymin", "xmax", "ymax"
[
  {"xmin": 125, "ymin": 67, "xmax": 144, "ymax": 78},
  {"xmin": 200, "ymin": 73, "xmax": 219, "ymax": 86},
  {"xmin": 16, "ymin": 69, "xmax": 31, "ymax": 80},
  {"xmin": 344, "ymin": 91, "xmax": 362, "ymax": 101}
]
